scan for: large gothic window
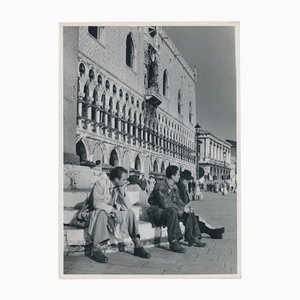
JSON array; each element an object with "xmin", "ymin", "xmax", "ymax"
[
  {"xmin": 178, "ymin": 90, "xmax": 182, "ymax": 114},
  {"xmin": 189, "ymin": 101, "xmax": 192, "ymax": 123},
  {"xmin": 163, "ymin": 69, "xmax": 168, "ymax": 96},
  {"xmin": 126, "ymin": 34, "xmax": 134, "ymax": 68}
]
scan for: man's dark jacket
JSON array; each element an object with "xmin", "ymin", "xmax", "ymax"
[
  {"xmin": 148, "ymin": 180, "xmax": 185, "ymax": 222},
  {"xmin": 176, "ymin": 180, "xmax": 190, "ymax": 205}
]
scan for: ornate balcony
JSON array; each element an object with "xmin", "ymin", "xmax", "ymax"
[{"xmin": 145, "ymin": 86, "xmax": 162, "ymax": 108}]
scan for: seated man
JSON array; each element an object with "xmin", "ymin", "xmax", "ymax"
[
  {"xmin": 177, "ymin": 170, "xmax": 225, "ymax": 239},
  {"xmin": 148, "ymin": 165, "xmax": 205, "ymax": 252},
  {"xmin": 171, "ymin": 181, "xmax": 206, "ymax": 248},
  {"xmin": 71, "ymin": 167, "xmax": 150, "ymax": 263}
]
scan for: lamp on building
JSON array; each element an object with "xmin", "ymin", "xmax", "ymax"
[
  {"xmin": 195, "ymin": 123, "xmax": 201, "ymax": 180},
  {"xmin": 222, "ymin": 151, "xmax": 228, "ymax": 196}
]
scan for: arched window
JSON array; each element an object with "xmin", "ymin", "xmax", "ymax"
[
  {"xmin": 163, "ymin": 69, "xmax": 168, "ymax": 96},
  {"xmin": 178, "ymin": 90, "xmax": 182, "ymax": 114},
  {"xmin": 126, "ymin": 34, "xmax": 134, "ymax": 68},
  {"xmin": 105, "ymin": 80, "xmax": 110, "ymax": 91},
  {"xmin": 148, "ymin": 65, "xmax": 155, "ymax": 88},
  {"xmin": 76, "ymin": 140, "xmax": 87, "ymax": 162},
  {"xmin": 135, "ymin": 155, "xmax": 141, "ymax": 171},
  {"xmin": 113, "ymin": 85, "xmax": 117, "ymax": 95},
  {"xmin": 189, "ymin": 101, "xmax": 192, "ymax": 123},
  {"xmin": 97, "ymin": 75, "xmax": 102, "ymax": 85},
  {"xmin": 109, "ymin": 149, "xmax": 119, "ymax": 166},
  {"xmin": 127, "ymin": 108, "xmax": 131, "ymax": 135},
  {"xmin": 153, "ymin": 159, "xmax": 159, "ymax": 173}
]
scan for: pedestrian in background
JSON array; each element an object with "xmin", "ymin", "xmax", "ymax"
[
  {"xmin": 146, "ymin": 175, "xmax": 156, "ymax": 194},
  {"xmin": 139, "ymin": 174, "xmax": 147, "ymax": 191}
]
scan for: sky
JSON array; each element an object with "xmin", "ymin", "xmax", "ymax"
[{"xmin": 164, "ymin": 26, "xmax": 237, "ymax": 141}]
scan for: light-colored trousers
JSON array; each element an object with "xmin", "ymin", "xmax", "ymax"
[{"xmin": 87, "ymin": 209, "xmax": 140, "ymax": 248}]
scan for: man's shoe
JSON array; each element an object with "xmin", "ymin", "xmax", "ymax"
[
  {"xmin": 189, "ymin": 237, "xmax": 206, "ymax": 247},
  {"xmin": 134, "ymin": 247, "xmax": 151, "ymax": 259},
  {"xmin": 214, "ymin": 227, "xmax": 225, "ymax": 234},
  {"xmin": 208, "ymin": 227, "xmax": 224, "ymax": 239},
  {"xmin": 118, "ymin": 243, "xmax": 125, "ymax": 252},
  {"xmin": 92, "ymin": 249, "xmax": 108, "ymax": 263},
  {"xmin": 169, "ymin": 240, "xmax": 186, "ymax": 253},
  {"xmin": 198, "ymin": 221, "xmax": 225, "ymax": 238},
  {"xmin": 210, "ymin": 232, "xmax": 223, "ymax": 239}
]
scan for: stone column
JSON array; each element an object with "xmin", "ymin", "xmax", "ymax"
[
  {"xmin": 96, "ymin": 108, "xmax": 100, "ymax": 134},
  {"xmin": 110, "ymin": 110, "xmax": 116, "ymax": 139},
  {"xmin": 87, "ymin": 99, "xmax": 92, "ymax": 131},
  {"xmin": 213, "ymin": 144, "xmax": 216, "ymax": 160},
  {"xmin": 103, "ymin": 107, "xmax": 108, "ymax": 137},
  {"xmin": 63, "ymin": 26, "xmax": 80, "ymax": 164},
  {"xmin": 77, "ymin": 101, "xmax": 83, "ymax": 129}
]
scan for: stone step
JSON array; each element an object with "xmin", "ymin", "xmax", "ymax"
[
  {"xmin": 64, "ymin": 205, "xmax": 150, "ymax": 225},
  {"xmin": 63, "ymin": 190, "xmax": 147, "ymax": 208},
  {"xmin": 64, "ymin": 221, "xmax": 174, "ymax": 255}
]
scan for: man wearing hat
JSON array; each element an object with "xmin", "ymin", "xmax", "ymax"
[{"xmin": 176, "ymin": 170, "xmax": 225, "ymax": 239}]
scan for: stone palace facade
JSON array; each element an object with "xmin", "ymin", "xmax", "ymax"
[{"xmin": 63, "ymin": 26, "xmax": 198, "ymax": 179}]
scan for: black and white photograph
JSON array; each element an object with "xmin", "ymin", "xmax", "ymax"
[
  {"xmin": 61, "ymin": 23, "xmax": 239, "ymax": 277},
  {"xmin": 3, "ymin": 0, "xmax": 300, "ymax": 297}
]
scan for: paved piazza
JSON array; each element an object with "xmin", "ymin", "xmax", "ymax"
[{"xmin": 64, "ymin": 191, "xmax": 238, "ymax": 276}]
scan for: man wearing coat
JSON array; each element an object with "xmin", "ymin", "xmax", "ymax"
[
  {"xmin": 148, "ymin": 165, "xmax": 185, "ymax": 253},
  {"xmin": 176, "ymin": 170, "xmax": 225, "ymax": 239},
  {"xmin": 147, "ymin": 165, "xmax": 205, "ymax": 253},
  {"xmin": 71, "ymin": 167, "xmax": 150, "ymax": 263}
]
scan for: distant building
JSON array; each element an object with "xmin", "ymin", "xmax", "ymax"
[
  {"xmin": 63, "ymin": 26, "xmax": 198, "ymax": 179},
  {"xmin": 226, "ymin": 139, "xmax": 237, "ymax": 185},
  {"xmin": 198, "ymin": 130, "xmax": 232, "ymax": 180}
]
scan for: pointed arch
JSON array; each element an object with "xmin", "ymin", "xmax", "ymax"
[
  {"xmin": 75, "ymin": 138, "xmax": 90, "ymax": 162},
  {"xmin": 161, "ymin": 161, "xmax": 166, "ymax": 174},
  {"xmin": 153, "ymin": 159, "xmax": 159, "ymax": 173},
  {"xmin": 109, "ymin": 148, "xmax": 119, "ymax": 166},
  {"xmin": 126, "ymin": 33, "xmax": 135, "ymax": 68},
  {"xmin": 116, "ymin": 101, "xmax": 120, "ymax": 114},
  {"xmin": 134, "ymin": 155, "xmax": 141, "ymax": 171},
  {"xmin": 92, "ymin": 143, "xmax": 104, "ymax": 163},
  {"xmin": 122, "ymin": 150, "xmax": 132, "ymax": 172}
]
